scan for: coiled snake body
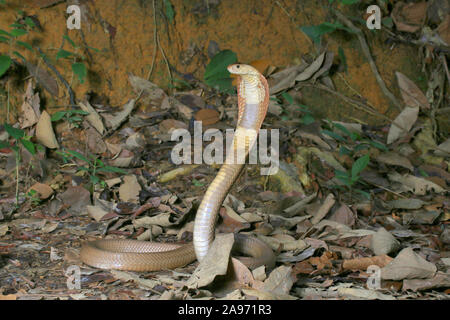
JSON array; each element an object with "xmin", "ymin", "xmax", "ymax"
[{"xmin": 80, "ymin": 64, "xmax": 275, "ymax": 271}]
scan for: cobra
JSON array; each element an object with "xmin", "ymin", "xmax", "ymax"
[{"xmin": 80, "ymin": 64, "xmax": 275, "ymax": 271}]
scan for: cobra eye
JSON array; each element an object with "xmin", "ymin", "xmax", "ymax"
[{"xmin": 236, "ymin": 65, "xmax": 240, "ymax": 68}]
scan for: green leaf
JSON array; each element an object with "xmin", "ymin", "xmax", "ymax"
[
  {"xmin": 338, "ymin": 46, "xmax": 347, "ymax": 73},
  {"xmin": 192, "ymin": 178, "xmax": 205, "ymax": 187},
  {"xmin": 4, "ymin": 123, "xmax": 25, "ymax": 139},
  {"xmin": 10, "ymin": 28, "xmax": 27, "ymax": 37},
  {"xmin": 13, "ymin": 51, "xmax": 26, "ymax": 61},
  {"xmin": 10, "ymin": 23, "xmax": 24, "ymax": 28},
  {"xmin": 163, "ymin": 0, "xmax": 175, "ymax": 24},
  {"xmin": 86, "ymin": 45, "xmax": 101, "ymax": 53},
  {"xmin": 333, "ymin": 122, "xmax": 352, "ymax": 138},
  {"xmin": 339, "ymin": 146, "xmax": 352, "ymax": 156},
  {"xmin": 281, "ymin": 92, "xmax": 294, "ymax": 105},
  {"xmin": 72, "ymin": 62, "xmax": 87, "ymax": 83},
  {"xmin": 90, "ymin": 175, "xmax": 100, "ymax": 185},
  {"xmin": 16, "ymin": 40, "xmax": 32, "ymax": 51},
  {"xmin": 56, "ymin": 49, "xmax": 74, "ymax": 60},
  {"xmin": 300, "ymin": 24, "xmax": 335, "ymax": 44},
  {"xmin": 0, "ymin": 55, "xmax": 11, "ymax": 77},
  {"xmin": 97, "ymin": 165, "xmax": 127, "ymax": 174},
  {"xmin": 69, "ymin": 116, "xmax": 83, "ymax": 122},
  {"xmin": 24, "ymin": 17, "xmax": 36, "ymax": 28},
  {"xmin": 204, "ymin": 50, "xmax": 237, "ymax": 92},
  {"xmin": 301, "ymin": 22, "xmax": 354, "ymax": 43},
  {"xmin": 340, "ymin": 0, "xmax": 360, "ymax": 4},
  {"xmin": 0, "ymin": 29, "xmax": 12, "ymax": 37},
  {"xmin": 300, "ymin": 114, "xmax": 315, "ymax": 125},
  {"xmin": 20, "ymin": 138, "xmax": 36, "ymax": 155},
  {"xmin": 367, "ymin": 139, "xmax": 388, "ymax": 151},
  {"xmin": 70, "ymin": 109, "xmax": 90, "ymax": 115},
  {"xmin": 382, "ymin": 17, "xmax": 393, "ymax": 29},
  {"xmin": 51, "ymin": 111, "xmax": 67, "ymax": 122},
  {"xmin": 0, "ymin": 140, "xmax": 10, "ymax": 149},
  {"xmin": 351, "ymin": 154, "xmax": 370, "ymax": 180},
  {"xmin": 63, "ymin": 35, "xmax": 77, "ymax": 48},
  {"xmin": 354, "ymin": 188, "xmax": 370, "ymax": 199},
  {"xmin": 321, "ymin": 129, "xmax": 345, "ymax": 142},
  {"xmin": 66, "ymin": 149, "xmax": 91, "ymax": 164},
  {"xmin": 353, "ymin": 144, "xmax": 370, "ymax": 152},
  {"xmin": 0, "ymin": 36, "xmax": 9, "ymax": 42}
]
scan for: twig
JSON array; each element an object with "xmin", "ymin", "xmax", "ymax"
[
  {"xmin": 334, "ymin": 10, "xmax": 403, "ymax": 111},
  {"xmin": 148, "ymin": 0, "xmax": 159, "ymax": 80},
  {"xmin": 36, "ymin": 47, "xmax": 76, "ymax": 106}
]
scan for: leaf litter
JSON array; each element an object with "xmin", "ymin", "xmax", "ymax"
[{"xmin": 0, "ymin": 6, "xmax": 449, "ymax": 301}]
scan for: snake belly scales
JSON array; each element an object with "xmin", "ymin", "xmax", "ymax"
[{"xmin": 80, "ymin": 64, "xmax": 276, "ymax": 271}]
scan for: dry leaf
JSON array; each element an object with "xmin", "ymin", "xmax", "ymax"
[
  {"xmin": 371, "ymin": 227, "xmax": 401, "ymax": 256},
  {"xmin": 343, "ymin": 255, "xmax": 393, "ymax": 270},
  {"xmin": 402, "ymin": 272, "xmax": 450, "ymax": 291},
  {"xmin": 437, "ymin": 15, "xmax": 450, "ymax": 45},
  {"xmin": 435, "ymin": 138, "xmax": 450, "ymax": 156},
  {"xmin": 25, "ymin": 61, "xmax": 59, "ymax": 97},
  {"xmin": 28, "ymin": 182, "xmax": 53, "ymax": 200},
  {"xmin": 86, "ymin": 205, "xmax": 110, "ymax": 222},
  {"xmin": 103, "ymin": 99, "xmax": 135, "ymax": 131},
  {"xmin": 79, "ymin": 101, "xmax": 105, "ymax": 134},
  {"xmin": 119, "ymin": 175, "xmax": 141, "ymax": 203},
  {"xmin": 36, "ymin": 110, "xmax": 59, "ymax": 149},
  {"xmin": 381, "ymin": 247, "xmax": 437, "ymax": 280},
  {"xmin": 391, "ymin": 1, "xmax": 428, "ymax": 33},
  {"xmin": 311, "ymin": 193, "xmax": 335, "ymax": 225},
  {"xmin": 329, "ymin": 204, "xmax": 355, "ymax": 227},
  {"xmin": 86, "ymin": 126, "xmax": 107, "ymax": 154},
  {"xmin": 387, "ymin": 107, "xmax": 419, "ymax": 144},
  {"xmin": 269, "ymin": 65, "xmax": 306, "ymax": 94},
  {"xmin": 158, "ymin": 165, "xmax": 199, "ymax": 183},
  {"xmin": 186, "ymin": 233, "xmax": 235, "ymax": 288},
  {"xmin": 59, "ymin": 186, "xmax": 91, "ymax": 214},
  {"xmin": 194, "ymin": 109, "xmax": 220, "ymax": 126},
  {"xmin": 376, "ymin": 152, "xmax": 414, "ymax": 171},
  {"xmin": 128, "ymin": 74, "xmax": 167, "ymax": 106},
  {"xmin": 133, "ymin": 212, "xmax": 174, "ymax": 228},
  {"xmin": 388, "ymin": 172, "xmax": 445, "ymax": 195},
  {"xmin": 337, "ymin": 288, "xmax": 396, "ymax": 300},
  {"xmin": 295, "ymin": 51, "xmax": 326, "ymax": 82},
  {"xmin": 262, "ymin": 265, "xmax": 295, "ymax": 295},
  {"xmin": 396, "ymin": 72, "xmax": 430, "ymax": 109}
]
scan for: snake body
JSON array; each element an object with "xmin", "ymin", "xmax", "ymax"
[{"xmin": 80, "ymin": 64, "xmax": 275, "ymax": 271}]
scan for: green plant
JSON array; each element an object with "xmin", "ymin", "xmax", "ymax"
[
  {"xmin": 163, "ymin": 0, "xmax": 175, "ymax": 24},
  {"xmin": 26, "ymin": 188, "xmax": 41, "ymax": 206},
  {"xmin": 301, "ymin": 22, "xmax": 354, "ymax": 44},
  {"xmin": 51, "ymin": 108, "xmax": 89, "ymax": 128},
  {"xmin": 334, "ymin": 154, "xmax": 370, "ymax": 199},
  {"xmin": 0, "ymin": 124, "xmax": 38, "ymax": 204},
  {"xmin": 321, "ymin": 121, "xmax": 388, "ymax": 157},
  {"xmin": 60, "ymin": 149, "xmax": 127, "ymax": 189},
  {"xmin": 0, "ymin": 11, "xmax": 36, "ymax": 77},
  {"xmin": 55, "ymin": 35, "xmax": 94, "ymax": 84},
  {"xmin": 203, "ymin": 49, "xmax": 237, "ymax": 93},
  {"xmin": 277, "ymin": 92, "xmax": 315, "ymax": 124}
]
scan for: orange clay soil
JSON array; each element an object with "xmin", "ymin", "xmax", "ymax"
[{"xmin": 0, "ymin": 0, "xmax": 423, "ymax": 124}]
